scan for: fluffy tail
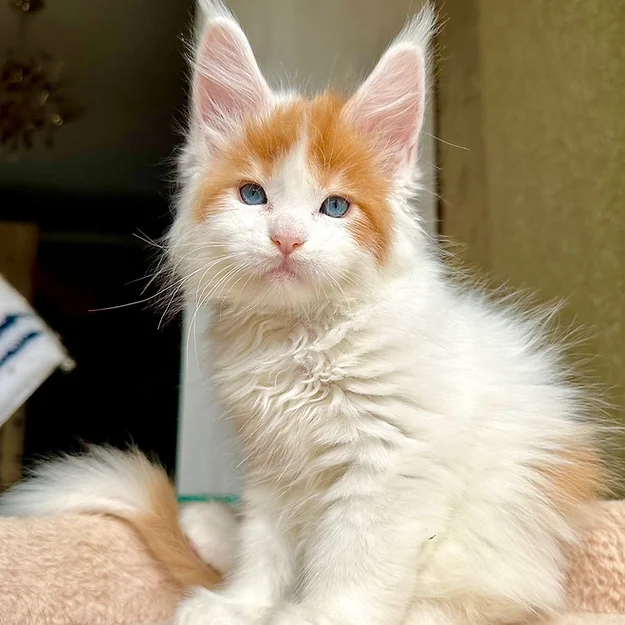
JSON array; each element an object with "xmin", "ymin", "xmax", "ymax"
[{"xmin": 0, "ymin": 447, "xmax": 230, "ymax": 589}]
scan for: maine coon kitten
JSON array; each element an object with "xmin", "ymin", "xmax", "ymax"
[{"xmin": 171, "ymin": 1, "xmax": 605, "ymax": 624}]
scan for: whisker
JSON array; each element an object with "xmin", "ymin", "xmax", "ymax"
[{"xmin": 421, "ymin": 131, "xmax": 470, "ymax": 151}]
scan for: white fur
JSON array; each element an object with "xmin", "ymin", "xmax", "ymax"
[
  {"xmin": 172, "ymin": 3, "xmax": 600, "ymax": 625},
  {"xmin": 0, "ymin": 447, "xmax": 155, "ymax": 518},
  {"xmin": 180, "ymin": 501, "xmax": 239, "ymax": 574}
]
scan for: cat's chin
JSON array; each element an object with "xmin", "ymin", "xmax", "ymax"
[
  {"xmin": 266, "ymin": 258, "xmax": 302, "ymax": 281},
  {"xmin": 237, "ymin": 271, "xmax": 330, "ymax": 313},
  {"xmin": 263, "ymin": 259, "xmax": 306, "ymax": 285},
  {"xmin": 268, "ymin": 265, "xmax": 299, "ymax": 280}
]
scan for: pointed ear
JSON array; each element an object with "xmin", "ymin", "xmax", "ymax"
[
  {"xmin": 191, "ymin": 1, "xmax": 271, "ymax": 136},
  {"xmin": 343, "ymin": 6, "xmax": 435, "ymax": 173}
]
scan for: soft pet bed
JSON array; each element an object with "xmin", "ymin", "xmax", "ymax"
[{"xmin": 0, "ymin": 513, "xmax": 182, "ymax": 625}]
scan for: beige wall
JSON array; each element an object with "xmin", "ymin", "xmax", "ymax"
[{"xmin": 438, "ymin": 1, "xmax": 625, "ymax": 420}]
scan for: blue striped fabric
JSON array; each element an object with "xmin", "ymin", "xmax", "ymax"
[
  {"xmin": 0, "ymin": 330, "xmax": 42, "ymax": 369},
  {"xmin": 0, "ymin": 312, "xmax": 42, "ymax": 371},
  {"xmin": 0, "ymin": 313, "xmax": 31, "ymax": 339}
]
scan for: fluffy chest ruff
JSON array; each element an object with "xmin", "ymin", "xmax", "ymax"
[{"xmin": 209, "ymin": 308, "xmax": 413, "ymax": 489}]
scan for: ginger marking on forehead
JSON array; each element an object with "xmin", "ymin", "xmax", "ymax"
[
  {"xmin": 307, "ymin": 92, "xmax": 393, "ymax": 263},
  {"xmin": 194, "ymin": 102, "xmax": 306, "ymax": 221},
  {"xmin": 244, "ymin": 101, "xmax": 306, "ymax": 176}
]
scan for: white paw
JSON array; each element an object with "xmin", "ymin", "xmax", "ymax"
[
  {"xmin": 175, "ymin": 587, "xmax": 264, "ymax": 625},
  {"xmin": 179, "ymin": 502, "xmax": 239, "ymax": 574},
  {"xmin": 267, "ymin": 604, "xmax": 338, "ymax": 625}
]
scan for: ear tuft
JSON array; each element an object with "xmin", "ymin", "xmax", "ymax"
[
  {"xmin": 196, "ymin": 0, "xmax": 235, "ymax": 25},
  {"xmin": 394, "ymin": 2, "xmax": 438, "ymax": 62},
  {"xmin": 343, "ymin": 3, "xmax": 437, "ymax": 174},
  {"xmin": 191, "ymin": 0, "xmax": 271, "ymax": 138}
]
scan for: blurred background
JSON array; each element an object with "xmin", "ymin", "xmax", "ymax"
[
  {"xmin": 0, "ymin": 0, "xmax": 191, "ymax": 479},
  {"xmin": 0, "ymin": 0, "xmax": 623, "ymax": 491}
]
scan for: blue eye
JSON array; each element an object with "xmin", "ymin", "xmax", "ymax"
[
  {"xmin": 320, "ymin": 196, "xmax": 350, "ymax": 218},
  {"xmin": 239, "ymin": 183, "xmax": 267, "ymax": 205}
]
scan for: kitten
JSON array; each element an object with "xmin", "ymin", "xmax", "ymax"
[{"xmin": 174, "ymin": 1, "xmax": 605, "ymax": 624}]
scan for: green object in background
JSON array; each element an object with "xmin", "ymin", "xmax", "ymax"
[{"xmin": 177, "ymin": 494, "xmax": 240, "ymax": 505}]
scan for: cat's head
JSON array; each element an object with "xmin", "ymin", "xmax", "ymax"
[{"xmin": 170, "ymin": 0, "xmax": 435, "ymax": 314}]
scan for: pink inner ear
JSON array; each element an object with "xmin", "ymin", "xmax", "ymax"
[
  {"xmin": 193, "ymin": 20, "xmax": 270, "ymax": 131},
  {"xmin": 344, "ymin": 46, "xmax": 425, "ymax": 170}
]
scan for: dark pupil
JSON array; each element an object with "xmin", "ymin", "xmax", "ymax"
[
  {"xmin": 324, "ymin": 196, "xmax": 347, "ymax": 217},
  {"xmin": 241, "ymin": 183, "xmax": 266, "ymax": 205}
]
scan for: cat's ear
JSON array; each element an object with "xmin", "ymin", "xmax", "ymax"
[
  {"xmin": 343, "ymin": 5, "xmax": 436, "ymax": 174},
  {"xmin": 191, "ymin": 1, "xmax": 271, "ymax": 136}
]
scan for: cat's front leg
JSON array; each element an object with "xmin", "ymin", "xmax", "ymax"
[
  {"xmin": 177, "ymin": 484, "xmax": 295, "ymax": 625},
  {"xmin": 266, "ymin": 471, "xmax": 423, "ymax": 625}
]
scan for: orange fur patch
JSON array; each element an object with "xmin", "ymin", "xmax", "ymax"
[
  {"xmin": 195, "ymin": 102, "xmax": 306, "ymax": 221},
  {"xmin": 194, "ymin": 92, "xmax": 393, "ymax": 263},
  {"xmin": 133, "ymin": 463, "xmax": 221, "ymax": 589},
  {"xmin": 536, "ymin": 442, "xmax": 605, "ymax": 511},
  {"xmin": 306, "ymin": 93, "xmax": 393, "ymax": 262},
  {"xmin": 244, "ymin": 101, "xmax": 306, "ymax": 176}
]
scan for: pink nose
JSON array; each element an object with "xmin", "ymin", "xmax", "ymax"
[{"xmin": 271, "ymin": 234, "xmax": 304, "ymax": 255}]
